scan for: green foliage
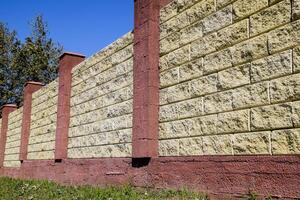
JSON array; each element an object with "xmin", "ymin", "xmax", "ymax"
[
  {"xmin": 245, "ymin": 191, "xmax": 275, "ymax": 200},
  {"xmin": 247, "ymin": 191, "xmax": 259, "ymax": 200},
  {"xmin": 0, "ymin": 22, "xmax": 21, "ymax": 108},
  {"xmin": 0, "ymin": 177, "xmax": 208, "ymax": 200},
  {"xmin": 0, "ymin": 15, "xmax": 62, "ymax": 109}
]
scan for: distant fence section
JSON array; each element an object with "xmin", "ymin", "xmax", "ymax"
[
  {"xmin": 4, "ymin": 107, "xmax": 23, "ymax": 167},
  {"xmin": 68, "ymin": 33, "xmax": 133, "ymax": 158},
  {"xmin": 28, "ymin": 80, "xmax": 59, "ymax": 160}
]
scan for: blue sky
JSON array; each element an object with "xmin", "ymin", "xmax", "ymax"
[{"xmin": 0, "ymin": 0, "xmax": 134, "ymax": 57}]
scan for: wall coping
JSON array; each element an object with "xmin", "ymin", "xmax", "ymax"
[
  {"xmin": 24, "ymin": 82, "xmax": 45, "ymax": 87},
  {"xmin": 1, "ymin": 104, "xmax": 18, "ymax": 109},
  {"xmin": 59, "ymin": 52, "xmax": 86, "ymax": 59}
]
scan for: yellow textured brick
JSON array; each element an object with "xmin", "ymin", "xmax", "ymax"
[
  {"xmin": 160, "ymin": 82, "xmax": 191, "ymax": 105},
  {"xmin": 179, "ymin": 21, "xmax": 203, "ymax": 46},
  {"xmin": 190, "ymin": 74, "xmax": 218, "ymax": 97},
  {"xmin": 71, "ymin": 100, "xmax": 132, "ymax": 127},
  {"xmin": 72, "ymin": 59, "xmax": 133, "ymax": 97},
  {"xmin": 293, "ymin": 46, "xmax": 300, "ymax": 73},
  {"xmin": 5, "ymin": 140, "xmax": 20, "ymax": 150},
  {"xmin": 159, "ymin": 119, "xmax": 193, "ymax": 139},
  {"xmin": 190, "ymin": 19, "xmax": 248, "ymax": 60},
  {"xmin": 270, "ymin": 73, "xmax": 300, "ymax": 103},
  {"xmin": 71, "ymin": 86, "xmax": 130, "ymax": 116},
  {"xmin": 3, "ymin": 160, "xmax": 21, "ymax": 168},
  {"xmin": 233, "ymin": 0, "xmax": 268, "ymax": 21},
  {"xmin": 27, "ymin": 141, "xmax": 55, "ymax": 153},
  {"xmin": 72, "ymin": 32, "xmax": 133, "ymax": 76},
  {"xmin": 187, "ymin": 0, "xmax": 215, "ymax": 25},
  {"xmin": 179, "ymin": 137, "xmax": 203, "ymax": 156},
  {"xmin": 72, "ymin": 72, "xmax": 133, "ymax": 106},
  {"xmin": 251, "ymin": 103, "xmax": 293, "ymax": 131},
  {"xmin": 106, "ymin": 129, "xmax": 132, "ymax": 144},
  {"xmin": 29, "ymin": 132, "xmax": 55, "ymax": 145},
  {"xmin": 216, "ymin": 0, "xmax": 235, "ymax": 9},
  {"xmin": 160, "ymin": 11, "xmax": 191, "ymax": 39},
  {"xmin": 3, "ymin": 154, "xmax": 19, "ymax": 161},
  {"xmin": 68, "ymin": 144, "xmax": 132, "ymax": 158},
  {"xmin": 160, "ymin": 0, "xmax": 215, "ymax": 38},
  {"xmin": 250, "ymin": 0, "xmax": 291, "ymax": 36},
  {"xmin": 203, "ymin": 48, "xmax": 232, "ymax": 74},
  {"xmin": 4, "ymin": 146, "xmax": 20, "ymax": 155},
  {"xmin": 232, "ymin": 82, "xmax": 269, "ymax": 109},
  {"xmin": 30, "ymin": 113, "xmax": 57, "ymax": 130},
  {"xmin": 68, "ymin": 133, "xmax": 107, "ymax": 148},
  {"xmin": 178, "ymin": 58, "xmax": 203, "ymax": 82},
  {"xmin": 4, "ymin": 107, "xmax": 23, "ymax": 168},
  {"xmin": 217, "ymin": 110, "xmax": 250, "ymax": 134},
  {"xmin": 190, "ymin": 114, "xmax": 218, "ymax": 136},
  {"xmin": 27, "ymin": 151, "xmax": 54, "ymax": 160},
  {"xmin": 218, "ymin": 63, "xmax": 250, "ymax": 90},
  {"xmin": 160, "ymin": 45, "xmax": 190, "ymax": 71},
  {"xmin": 216, "ymin": 19, "xmax": 249, "ymax": 50},
  {"xmin": 202, "ymin": 6, "xmax": 232, "ymax": 35},
  {"xmin": 291, "ymin": 101, "xmax": 300, "ymax": 127},
  {"xmin": 231, "ymin": 35, "xmax": 268, "ymax": 66},
  {"xmin": 251, "ymin": 50, "xmax": 292, "ymax": 83},
  {"xmin": 272, "ymin": 129, "xmax": 300, "ymax": 154},
  {"xmin": 190, "ymin": 33, "xmax": 218, "ymax": 60},
  {"xmin": 159, "ymin": 103, "xmax": 179, "ymax": 122},
  {"xmin": 159, "ymin": 140, "xmax": 179, "ymax": 156},
  {"xmin": 293, "ymin": 0, "xmax": 300, "ymax": 20},
  {"xmin": 30, "ymin": 123, "xmax": 56, "ymax": 138},
  {"xmin": 268, "ymin": 20, "xmax": 300, "ymax": 54},
  {"xmin": 160, "ymin": 33, "xmax": 181, "ymax": 56},
  {"xmin": 160, "ymin": 0, "xmax": 203, "ymax": 24},
  {"xmin": 202, "ymin": 135, "xmax": 233, "ymax": 155},
  {"xmin": 233, "ymin": 132, "xmax": 270, "ymax": 155},
  {"xmin": 177, "ymin": 98, "xmax": 203, "ymax": 119},
  {"xmin": 204, "ymin": 91, "xmax": 233, "ymax": 114}
]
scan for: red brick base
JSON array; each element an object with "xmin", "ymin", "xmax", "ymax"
[{"xmin": 1, "ymin": 155, "xmax": 299, "ymax": 199}]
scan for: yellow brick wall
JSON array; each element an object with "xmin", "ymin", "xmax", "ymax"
[
  {"xmin": 28, "ymin": 79, "xmax": 59, "ymax": 160},
  {"xmin": 68, "ymin": 32, "xmax": 133, "ymax": 158},
  {"xmin": 159, "ymin": 0, "xmax": 300, "ymax": 156},
  {"xmin": 4, "ymin": 107, "xmax": 23, "ymax": 167}
]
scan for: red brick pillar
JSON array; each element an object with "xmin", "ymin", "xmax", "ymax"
[
  {"xmin": 0, "ymin": 104, "xmax": 17, "ymax": 167},
  {"xmin": 55, "ymin": 52, "xmax": 85, "ymax": 161},
  {"xmin": 132, "ymin": 0, "xmax": 160, "ymax": 158},
  {"xmin": 19, "ymin": 82, "xmax": 44, "ymax": 162},
  {"xmin": 160, "ymin": 0, "xmax": 172, "ymax": 7}
]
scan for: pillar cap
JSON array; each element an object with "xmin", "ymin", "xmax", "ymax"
[
  {"xmin": 1, "ymin": 104, "xmax": 17, "ymax": 109},
  {"xmin": 59, "ymin": 52, "xmax": 85, "ymax": 59},
  {"xmin": 24, "ymin": 81, "xmax": 44, "ymax": 87}
]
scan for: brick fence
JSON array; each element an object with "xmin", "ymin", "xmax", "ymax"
[{"xmin": 0, "ymin": 0, "xmax": 299, "ymax": 199}]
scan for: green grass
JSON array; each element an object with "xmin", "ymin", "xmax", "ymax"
[{"xmin": 0, "ymin": 177, "xmax": 208, "ymax": 200}]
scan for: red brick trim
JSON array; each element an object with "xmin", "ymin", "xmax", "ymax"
[
  {"xmin": 132, "ymin": 0, "xmax": 160, "ymax": 158},
  {"xmin": 55, "ymin": 52, "xmax": 85, "ymax": 160},
  {"xmin": 0, "ymin": 104, "xmax": 17, "ymax": 167},
  {"xmin": 19, "ymin": 82, "xmax": 44, "ymax": 161},
  {"xmin": 1, "ymin": 156, "xmax": 299, "ymax": 199}
]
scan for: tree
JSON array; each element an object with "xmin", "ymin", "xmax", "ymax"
[
  {"xmin": 0, "ymin": 22, "xmax": 21, "ymax": 107},
  {"xmin": 0, "ymin": 15, "xmax": 63, "ymax": 110}
]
